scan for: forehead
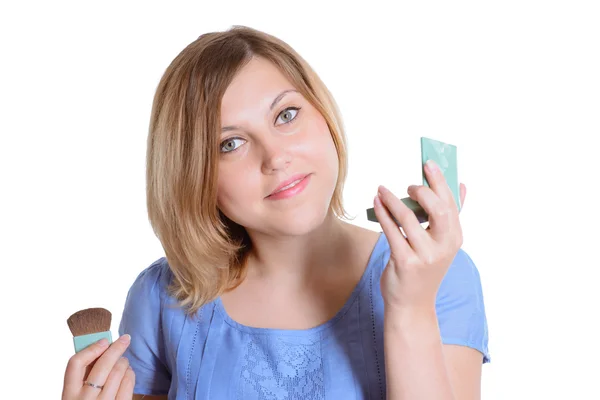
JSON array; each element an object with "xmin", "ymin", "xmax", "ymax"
[{"xmin": 220, "ymin": 57, "xmax": 295, "ymax": 120}]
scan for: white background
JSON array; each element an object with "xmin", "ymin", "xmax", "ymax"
[{"xmin": 1, "ymin": 1, "xmax": 599, "ymax": 398}]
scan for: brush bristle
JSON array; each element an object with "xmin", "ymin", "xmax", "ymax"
[{"xmin": 67, "ymin": 308, "xmax": 112, "ymax": 337}]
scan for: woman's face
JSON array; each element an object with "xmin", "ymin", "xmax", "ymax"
[{"xmin": 216, "ymin": 57, "xmax": 339, "ymax": 237}]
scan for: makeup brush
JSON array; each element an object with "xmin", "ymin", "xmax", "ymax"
[{"xmin": 67, "ymin": 307, "xmax": 113, "ymax": 353}]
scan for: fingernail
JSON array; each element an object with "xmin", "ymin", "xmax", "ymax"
[
  {"xmin": 426, "ymin": 159, "xmax": 437, "ymax": 172},
  {"xmin": 378, "ymin": 185, "xmax": 387, "ymax": 195},
  {"xmin": 119, "ymin": 334, "xmax": 131, "ymax": 344},
  {"xmin": 96, "ymin": 338, "xmax": 109, "ymax": 347}
]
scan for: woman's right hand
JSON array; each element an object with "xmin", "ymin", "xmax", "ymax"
[{"xmin": 62, "ymin": 334, "xmax": 135, "ymax": 399}]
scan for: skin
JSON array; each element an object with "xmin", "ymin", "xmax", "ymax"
[
  {"xmin": 217, "ymin": 57, "xmax": 483, "ymax": 399},
  {"xmin": 61, "ymin": 56, "xmax": 483, "ymax": 400},
  {"xmin": 376, "ymin": 170, "xmax": 483, "ymax": 399},
  {"xmin": 217, "ymin": 57, "xmax": 380, "ymax": 330},
  {"xmin": 61, "ymin": 335, "xmax": 135, "ymax": 400},
  {"xmin": 216, "ymin": 56, "xmax": 345, "ymax": 270}
]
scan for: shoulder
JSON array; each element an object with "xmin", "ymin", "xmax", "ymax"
[
  {"xmin": 121, "ymin": 257, "xmax": 174, "ymax": 322},
  {"xmin": 372, "ymin": 232, "xmax": 484, "ymax": 295},
  {"xmin": 373, "ymin": 232, "xmax": 490, "ymax": 362},
  {"xmin": 119, "ymin": 257, "xmax": 175, "ymax": 394},
  {"xmin": 125, "ymin": 257, "xmax": 172, "ymax": 302},
  {"xmin": 437, "ymin": 248, "xmax": 490, "ymax": 362},
  {"xmin": 437, "ymin": 248, "xmax": 485, "ymax": 311}
]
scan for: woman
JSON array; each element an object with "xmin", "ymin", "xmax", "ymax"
[{"xmin": 62, "ymin": 25, "xmax": 489, "ymax": 400}]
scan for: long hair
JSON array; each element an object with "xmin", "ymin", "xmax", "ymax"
[{"xmin": 146, "ymin": 25, "xmax": 350, "ymax": 317}]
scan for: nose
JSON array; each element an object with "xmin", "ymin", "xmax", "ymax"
[{"xmin": 260, "ymin": 138, "xmax": 292, "ymax": 174}]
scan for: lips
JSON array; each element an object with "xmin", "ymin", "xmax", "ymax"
[{"xmin": 268, "ymin": 174, "xmax": 310, "ymax": 197}]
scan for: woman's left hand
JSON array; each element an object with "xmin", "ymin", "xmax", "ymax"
[{"xmin": 374, "ymin": 160, "xmax": 467, "ymax": 311}]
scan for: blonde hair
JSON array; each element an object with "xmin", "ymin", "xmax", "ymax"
[{"xmin": 146, "ymin": 25, "xmax": 350, "ymax": 316}]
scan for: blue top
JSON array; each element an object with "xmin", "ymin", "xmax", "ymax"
[{"xmin": 119, "ymin": 232, "xmax": 490, "ymax": 399}]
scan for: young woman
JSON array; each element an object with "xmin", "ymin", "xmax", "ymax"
[{"xmin": 62, "ymin": 25, "xmax": 489, "ymax": 400}]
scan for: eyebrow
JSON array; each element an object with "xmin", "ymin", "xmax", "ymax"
[{"xmin": 221, "ymin": 89, "xmax": 298, "ymax": 133}]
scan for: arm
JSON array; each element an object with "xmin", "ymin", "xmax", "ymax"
[
  {"xmin": 384, "ymin": 307, "xmax": 483, "ymax": 400},
  {"xmin": 442, "ymin": 344, "xmax": 483, "ymax": 399},
  {"xmin": 384, "ymin": 307, "xmax": 453, "ymax": 399},
  {"xmin": 374, "ymin": 162, "xmax": 489, "ymax": 399},
  {"xmin": 119, "ymin": 260, "xmax": 172, "ymax": 397},
  {"xmin": 382, "ymin": 248, "xmax": 489, "ymax": 400}
]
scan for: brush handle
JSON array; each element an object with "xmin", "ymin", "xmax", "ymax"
[{"xmin": 73, "ymin": 331, "xmax": 113, "ymax": 353}]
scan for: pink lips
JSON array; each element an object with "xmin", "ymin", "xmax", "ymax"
[{"xmin": 266, "ymin": 174, "xmax": 311, "ymax": 200}]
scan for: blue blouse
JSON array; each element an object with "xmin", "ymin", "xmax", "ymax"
[{"xmin": 119, "ymin": 232, "xmax": 490, "ymax": 399}]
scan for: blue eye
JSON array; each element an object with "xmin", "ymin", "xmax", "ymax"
[
  {"xmin": 276, "ymin": 107, "xmax": 300, "ymax": 125},
  {"xmin": 220, "ymin": 137, "xmax": 246, "ymax": 153}
]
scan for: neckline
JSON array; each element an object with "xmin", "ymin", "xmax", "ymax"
[{"xmin": 214, "ymin": 231, "xmax": 386, "ymax": 336}]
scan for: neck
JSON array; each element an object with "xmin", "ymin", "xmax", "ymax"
[{"xmin": 244, "ymin": 211, "xmax": 351, "ymax": 284}]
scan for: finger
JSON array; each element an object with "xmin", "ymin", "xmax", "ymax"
[
  {"xmin": 460, "ymin": 183, "xmax": 467, "ymax": 209},
  {"xmin": 407, "ymin": 184, "xmax": 453, "ymax": 240},
  {"xmin": 423, "ymin": 160, "xmax": 455, "ymax": 207},
  {"xmin": 98, "ymin": 357, "xmax": 129, "ymax": 400},
  {"xmin": 373, "ymin": 194, "xmax": 413, "ymax": 257},
  {"xmin": 83, "ymin": 359, "xmax": 98, "ymax": 382},
  {"xmin": 116, "ymin": 367, "xmax": 136, "ymax": 400},
  {"xmin": 63, "ymin": 338, "xmax": 110, "ymax": 397},
  {"xmin": 377, "ymin": 186, "xmax": 430, "ymax": 254},
  {"xmin": 82, "ymin": 334, "xmax": 131, "ymax": 398}
]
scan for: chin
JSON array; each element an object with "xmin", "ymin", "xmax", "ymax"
[
  {"xmin": 225, "ymin": 178, "xmax": 338, "ymax": 237},
  {"xmin": 271, "ymin": 186, "xmax": 337, "ymax": 236},
  {"xmin": 237, "ymin": 198, "xmax": 332, "ymax": 238},
  {"xmin": 274, "ymin": 205, "xmax": 331, "ymax": 236}
]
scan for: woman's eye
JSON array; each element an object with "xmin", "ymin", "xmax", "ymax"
[
  {"xmin": 220, "ymin": 137, "xmax": 246, "ymax": 153},
  {"xmin": 276, "ymin": 107, "xmax": 300, "ymax": 125}
]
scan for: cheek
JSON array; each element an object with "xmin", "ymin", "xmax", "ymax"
[
  {"xmin": 217, "ymin": 173, "xmax": 240, "ymax": 208},
  {"xmin": 216, "ymin": 178, "xmax": 229, "ymax": 206},
  {"xmin": 216, "ymin": 163, "xmax": 259, "ymax": 209},
  {"xmin": 305, "ymin": 117, "xmax": 339, "ymax": 168}
]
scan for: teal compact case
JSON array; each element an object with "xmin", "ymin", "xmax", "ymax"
[{"xmin": 366, "ymin": 137, "xmax": 460, "ymax": 226}]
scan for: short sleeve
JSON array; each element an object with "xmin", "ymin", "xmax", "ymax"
[
  {"xmin": 118, "ymin": 259, "xmax": 172, "ymax": 395},
  {"xmin": 436, "ymin": 249, "xmax": 490, "ymax": 363}
]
